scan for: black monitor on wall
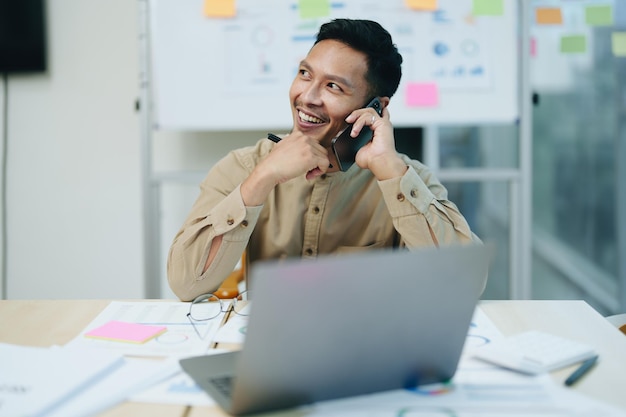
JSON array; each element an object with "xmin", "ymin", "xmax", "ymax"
[{"xmin": 0, "ymin": 0, "xmax": 46, "ymax": 73}]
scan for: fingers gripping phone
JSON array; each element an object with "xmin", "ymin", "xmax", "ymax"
[{"xmin": 331, "ymin": 97, "xmax": 383, "ymax": 172}]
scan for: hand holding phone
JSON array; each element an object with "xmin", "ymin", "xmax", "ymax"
[{"xmin": 331, "ymin": 97, "xmax": 383, "ymax": 172}]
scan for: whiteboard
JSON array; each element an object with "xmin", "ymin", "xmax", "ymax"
[{"xmin": 149, "ymin": 0, "xmax": 518, "ymax": 130}]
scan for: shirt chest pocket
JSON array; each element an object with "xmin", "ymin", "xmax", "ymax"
[{"xmin": 335, "ymin": 240, "xmax": 386, "ymax": 254}]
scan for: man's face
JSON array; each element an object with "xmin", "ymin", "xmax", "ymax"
[{"xmin": 289, "ymin": 39, "xmax": 371, "ymax": 148}]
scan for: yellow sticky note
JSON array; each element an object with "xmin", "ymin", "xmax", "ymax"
[
  {"xmin": 203, "ymin": 0, "xmax": 236, "ymax": 18},
  {"xmin": 612, "ymin": 32, "xmax": 626, "ymax": 57},
  {"xmin": 535, "ymin": 7, "xmax": 563, "ymax": 25},
  {"xmin": 299, "ymin": 0, "xmax": 330, "ymax": 19},
  {"xmin": 405, "ymin": 0, "xmax": 438, "ymax": 11},
  {"xmin": 473, "ymin": 0, "xmax": 504, "ymax": 16}
]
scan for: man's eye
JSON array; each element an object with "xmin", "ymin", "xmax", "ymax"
[
  {"xmin": 328, "ymin": 82, "xmax": 341, "ymax": 91},
  {"xmin": 299, "ymin": 69, "xmax": 310, "ymax": 78}
]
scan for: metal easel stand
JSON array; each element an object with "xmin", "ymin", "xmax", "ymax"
[
  {"xmin": 424, "ymin": 0, "xmax": 532, "ymax": 300},
  {"xmin": 138, "ymin": 0, "xmax": 161, "ymax": 299}
]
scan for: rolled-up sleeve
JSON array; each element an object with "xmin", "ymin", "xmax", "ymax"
[{"xmin": 167, "ymin": 141, "xmax": 269, "ymax": 301}]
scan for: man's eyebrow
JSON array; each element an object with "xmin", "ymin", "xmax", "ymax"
[{"xmin": 299, "ymin": 59, "xmax": 355, "ymax": 90}]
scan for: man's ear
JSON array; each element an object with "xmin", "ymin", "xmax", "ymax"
[{"xmin": 379, "ymin": 96, "xmax": 391, "ymax": 109}]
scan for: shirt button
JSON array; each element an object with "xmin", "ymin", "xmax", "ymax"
[
  {"xmin": 410, "ymin": 189, "xmax": 418, "ymax": 198},
  {"xmin": 241, "ymin": 220, "xmax": 249, "ymax": 227},
  {"xmin": 305, "ymin": 248, "xmax": 313, "ymax": 256},
  {"xmin": 312, "ymin": 206, "xmax": 320, "ymax": 214},
  {"xmin": 396, "ymin": 193, "xmax": 405, "ymax": 202},
  {"xmin": 227, "ymin": 218, "xmax": 234, "ymax": 226}
]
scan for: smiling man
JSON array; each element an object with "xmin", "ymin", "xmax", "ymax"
[{"xmin": 167, "ymin": 19, "xmax": 480, "ymax": 301}]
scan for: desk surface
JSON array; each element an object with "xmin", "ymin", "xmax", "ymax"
[{"xmin": 1, "ymin": 299, "xmax": 625, "ymax": 416}]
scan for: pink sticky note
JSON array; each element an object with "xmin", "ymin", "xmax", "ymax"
[
  {"xmin": 85, "ymin": 320, "xmax": 167, "ymax": 344},
  {"xmin": 406, "ymin": 83, "xmax": 439, "ymax": 107}
]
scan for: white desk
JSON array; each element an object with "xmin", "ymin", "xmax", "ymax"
[{"xmin": 1, "ymin": 299, "xmax": 625, "ymax": 416}]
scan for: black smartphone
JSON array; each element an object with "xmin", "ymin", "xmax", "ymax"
[{"xmin": 331, "ymin": 97, "xmax": 383, "ymax": 172}]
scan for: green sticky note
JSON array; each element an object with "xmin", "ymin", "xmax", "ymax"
[
  {"xmin": 299, "ymin": 0, "xmax": 330, "ymax": 19},
  {"xmin": 560, "ymin": 35, "xmax": 587, "ymax": 53},
  {"xmin": 473, "ymin": 0, "xmax": 504, "ymax": 16},
  {"xmin": 612, "ymin": 32, "xmax": 626, "ymax": 57},
  {"xmin": 585, "ymin": 5, "xmax": 613, "ymax": 26}
]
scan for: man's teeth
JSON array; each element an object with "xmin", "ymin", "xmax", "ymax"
[{"xmin": 299, "ymin": 111, "xmax": 323, "ymax": 124}]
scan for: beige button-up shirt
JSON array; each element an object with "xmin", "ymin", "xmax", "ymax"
[{"xmin": 167, "ymin": 138, "xmax": 479, "ymax": 301}]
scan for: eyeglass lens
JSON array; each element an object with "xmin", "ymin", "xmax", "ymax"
[
  {"xmin": 189, "ymin": 291, "xmax": 250, "ymax": 321},
  {"xmin": 189, "ymin": 294, "xmax": 224, "ymax": 321}
]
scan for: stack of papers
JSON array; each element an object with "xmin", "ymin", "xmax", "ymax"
[
  {"xmin": 0, "ymin": 343, "xmax": 123, "ymax": 417},
  {"xmin": 0, "ymin": 342, "xmax": 179, "ymax": 417}
]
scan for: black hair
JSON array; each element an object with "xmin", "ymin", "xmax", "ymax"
[{"xmin": 315, "ymin": 19, "xmax": 403, "ymax": 98}]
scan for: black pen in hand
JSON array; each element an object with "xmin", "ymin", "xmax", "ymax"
[
  {"xmin": 267, "ymin": 133, "xmax": 333, "ymax": 168},
  {"xmin": 267, "ymin": 133, "xmax": 282, "ymax": 143}
]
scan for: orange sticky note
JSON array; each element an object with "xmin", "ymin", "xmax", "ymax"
[
  {"xmin": 405, "ymin": 0, "xmax": 437, "ymax": 11},
  {"xmin": 203, "ymin": 0, "xmax": 236, "ymax": 18},
  {"xmin": 406, "ymin": 83, "xmax": 439, "ymax": 107},
  {"xmin": 85, "ymin": 321, "xmax": 167, "ymax": 344},
  {"xmin": 535, "ymin": 7, "xmax": 563, "ymax": 25}
]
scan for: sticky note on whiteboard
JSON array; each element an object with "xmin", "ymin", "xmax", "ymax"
[
  {"xmin": 85, "ymin": 321, "xmax": 167, "ymax": 344},
  {"xmin": 203, "ymin": 0, "xmax": 236, "ymax": 18},
  {"xmin": 535, "ymin": 7, "xmax": 563, "ymax": 25},
  {"xmin": 612, "ymin": 32, "xmax": 626, "ymax": 57},
  {"xmin": 405, "ymin": 0, "xmax": 438, "ymax": 11},
  {"xmin": 406, "ymin": 83, "xmax": 439, "ymax": 107},
  {"xmin": 299, "ymin": 0, "xmax": 330, "ymax": 19},
  {"xmin": 560, "ymin": 35, "xmax": 587, "ymax": 54}
]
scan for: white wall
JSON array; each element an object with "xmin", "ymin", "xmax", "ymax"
[
  {"xmin": 1, "ymin": 1, "xmax": 143, "ymax": 299},
  {"xmin": 0, "ymin": 1, "xmax": 267, "ymax": 299}
]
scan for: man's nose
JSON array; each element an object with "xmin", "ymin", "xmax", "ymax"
[{"xmin": 301, "ymin": 83, "xmax": 322, "ymax": 105}]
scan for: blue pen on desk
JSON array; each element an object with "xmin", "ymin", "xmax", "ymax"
[
  {"xmin": 564, "ymin": 355, "xmax": 598, "ymax": 386},
  {"xmin": 267, "ymin": 133, "xmax": 333, "ymax": 168}
]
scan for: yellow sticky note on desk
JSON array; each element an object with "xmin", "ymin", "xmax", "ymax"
[{"xmin": 203, "ymin": 0, "xmax": 236, "ymax": 18}]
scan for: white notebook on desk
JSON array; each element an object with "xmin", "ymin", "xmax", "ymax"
[{"xmin": 473, "ymin": 330, "xmax": 597, "ymax": 374}]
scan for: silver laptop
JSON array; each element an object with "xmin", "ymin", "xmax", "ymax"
[{"xmin": 180, "ymin": 244, "xmax": 492, "ymax": 416}]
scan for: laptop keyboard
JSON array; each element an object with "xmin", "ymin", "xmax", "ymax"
[{"xmin": 210, "ymin": 376, "xmax": 234, "ymax": 398}]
